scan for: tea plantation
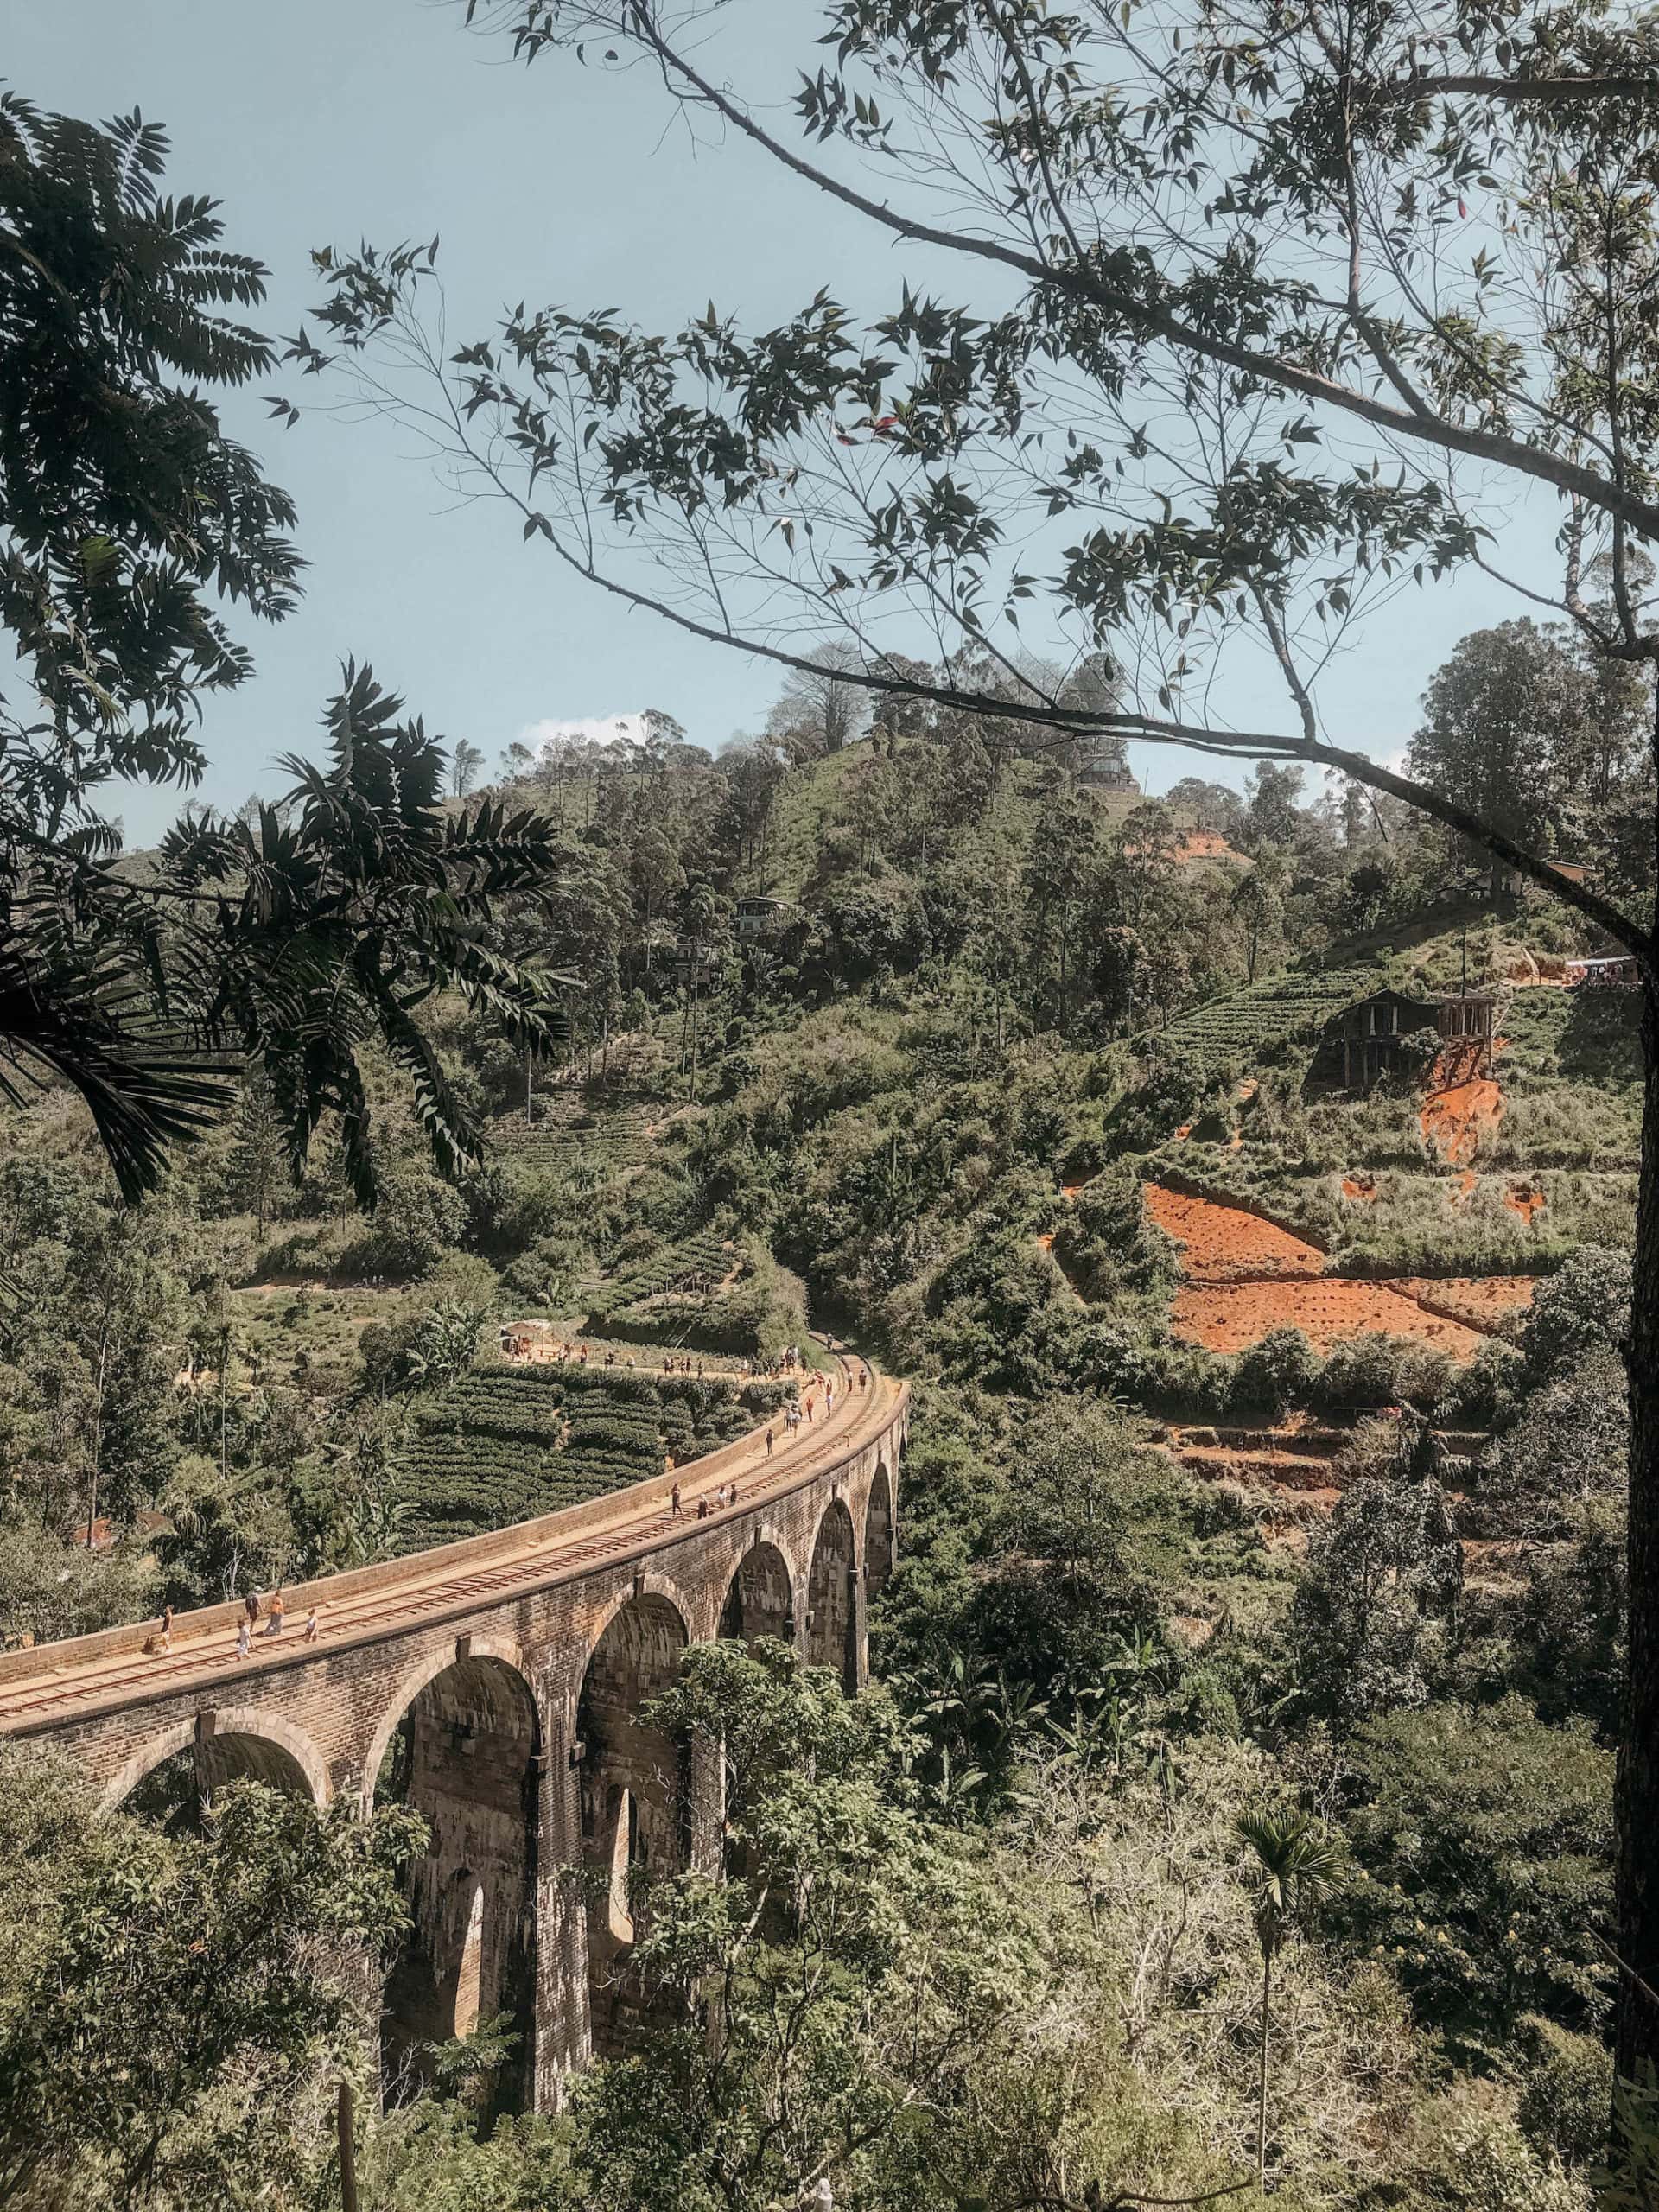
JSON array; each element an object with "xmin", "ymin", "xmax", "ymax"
[
  {"xmin": 1157, "ymin": 965, "xmax": 1378, "ymax": 1063},
  {"xmin": 390, "ymin": 1362, "xmax": 790, "ymax": 1552}
]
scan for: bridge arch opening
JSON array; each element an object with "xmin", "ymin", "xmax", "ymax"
[
  {"xmin": 805, "ymin": 1498, "xmax": 859, "ymax": 1693},
  {"xmin": 109, "ymin": 1713, "xmax": 326, "ymax": 1834},
  {"xmin": 576, "ymin": 1592, "xmax": 689, "ymax": 2059},
  {"xmin": 719, "ymin": 1541, "xmax": 793, "ymax": 1645},
  {"xmin": 373, "ymin": 1651, "xmax": 540, "ymax": 2116},
  {"xmin": 865, "ymin": 1465, "xmax": 895, "ymax": 1604}
]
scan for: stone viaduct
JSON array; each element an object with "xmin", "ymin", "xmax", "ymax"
[{"xmin": 0, "ymin": 1355, "xmax": 907, "ymax": 2112}]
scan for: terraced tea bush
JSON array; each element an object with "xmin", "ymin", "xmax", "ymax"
[
  {"xmin": 387, "ymin": 1361, "xmax": 789, "ymax": 1552},
  {"xmin": 1157, "ymin": 965, "xmax": 1380, "ymax": 1064}
]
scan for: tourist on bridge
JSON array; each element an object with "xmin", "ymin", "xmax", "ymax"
[
  {"xmin": 263, "ymin": 1589, "xmax": 285, "ymax": 1637},
  {"xmin": 671, "ymin": 1481, "xmax": 682, "ymax": 1518},
  {"xmin": 157, "ymin": 1605, "xmax": 173, "ymax": 1655},
  {"xmin": 235, "ymin": 1618, "xmax": 251, "ymax": 1660},
  {"xmin": 244, "ymin": 1591, "xmax": 260, "ymax": 1626},
  {"xmin": 304, "ymin": 1605, "xmax": 321, "ymax": 1643},
  {"xmin": 696, "ymin": 1497, "xmax": 708, "ymax": 1521},
  {"xmin": 715, "ymin": 1482, "xmax": 728, "ymax": 1510},
  {"xmin": 766, "ymin": 1426, "xmax": 774, "ymax": 1458}
]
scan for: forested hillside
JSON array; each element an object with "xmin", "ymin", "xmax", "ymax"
[
  {"xmin": 8, "ymin": 19, "xmax": 1659, "ymax": 2212},
  {"xmin": 0, "ymin": 658, "xmax": 1644, "ymax": 2209}
]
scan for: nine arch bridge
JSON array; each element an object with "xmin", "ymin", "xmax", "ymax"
[{"xmin": 0, "ymin": 1349, "xmax": 906, "ymax": 2110}]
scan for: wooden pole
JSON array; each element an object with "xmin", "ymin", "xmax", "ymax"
[{"xmin": 337, "ymin": 2082, "xmax": 359, "ymax": 2212}]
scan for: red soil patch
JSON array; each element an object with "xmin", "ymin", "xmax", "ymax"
[
  {"xmin": 1035, "ymin": 1231, "xmax": 1056, "ymax": 1253},
  {"xmin": 1342, "ymin": 1175, "xmax": 1376, "ymax": 1203},
  {"xmin": 1506, "ymin": 1184, "xmax": 1547, "ymax": 1224},
  {"xmin": 1060, "ymin": 1182, "xmax": 1085, "ymax": 1201},
  {"xmin": 1174, "ymin": 829, "xmax": 1249, "ymax": 866},
  {"xmin": 1173, "ymin": 1122, "xmax": 1193, "ymax": 1141},
  {"xmin": 1171, "ymin": 1280, "xmax": 1489, "ymax": 1358},
  {"xmin": 1387, "ymin": 1275, "xmax": 1537, "ymax": 1332},
  {"xmin": 1143, "ymin": 1184, "xmax": 1325, "ymax": 1284},
  {"xmin": 1421, "ymin": 1077, "xmax": 1503, "ymax": 1166}
]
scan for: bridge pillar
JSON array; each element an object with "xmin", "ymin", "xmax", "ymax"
[
  {"xmin": 851, "ymin": 1561, "xmax": 870, "ymax": 1694},
  {"xmin": 688, "ymin": 1724, "xmax": 725, "ymax": 1878},
  {"xmin": 532, "ymin": 1686, "xmax": 591, "ymax": 2112}
]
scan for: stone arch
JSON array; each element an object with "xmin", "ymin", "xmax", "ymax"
[
  {"xmin": 575, "ymin": 1592, "xmax": 690, "ymax": 2059},
  {"xmin": 865, "ymin": 1463, "xmax": 895, "ymax": 1604},
  {"xmin": 359, "ymin": 1633, "xmax": 534, "ymax": 1816},
  {"xmin": 719, "ymin": 1538, "xmax": 794, "ymax": 1645},
  {"xmin": 374, "ymin": 1648, "xmax": 541, "ymax": 2117},
  {"xmin": 100, "ymin": 1705, "xmax": 329, "ymax": 1821},
  {"xmin": 805, "ymin": 1497, "xmax": 859, "ymax": 1693}
]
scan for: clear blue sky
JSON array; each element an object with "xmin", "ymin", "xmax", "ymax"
[{"xmin": 16, "ymin": 0, "xmax": 1561, "ymax": 836}]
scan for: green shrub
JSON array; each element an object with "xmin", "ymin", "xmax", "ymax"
[
  {"xmin": 1338, "ymin": 1697, "xmax": 1615, "ymax": 2051},
  {"xmin": 1516, "ymin": 2018, "xmax": 1613, "ymax": 2168}
]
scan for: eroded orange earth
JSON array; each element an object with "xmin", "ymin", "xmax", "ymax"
[
  {"xmin": 1506, "ymin": 1184, "xmax": 1547, "ymax": 1224},
  {"xmin": 1389, "ymin": 1275, "xmax": 1537, "ymax": 1332},
  {"xmin": 1145, "ymin": 1182, "xmax": 1529, "ymax": 1362},
  {"xmin": 1342, "ymin": 1175, "xmax": 1376, "ymax": 1203},
  {"xmin": 1143, "ymin": 1183, "xmax": 1326, "ymax": 1284},
  {"xmin": 1171, "ymin": 1280, "xmax": 1491, "ymax": 1357},
  {"xmin": 1421, "ymin": 1076, "xmax": 1503, "ymax": 1166},
  {"xmin": 1173, "ymin": 829, "xmax": 1249, "ymax": 866},
  {"xmin": 1171, "ymin": 1279, "xmax": 1490, "ymax": 1357}
]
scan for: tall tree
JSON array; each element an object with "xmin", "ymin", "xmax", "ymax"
[
  {"xmin": 1409, "ymin": 621, "xmax": 1588, "ymax": 887},
  {"xmin": 294, "ymin": 0, "xmax": 1659, "ymax": 2076},
  {"xmin": 1237, "ymin": 1810, "xmax": 1344, "ymax": 2186},
  {"xmin": 765, "ymin": 639, "xmax": 870, "ymax": 760},
  {"xmin": 0, "ymin": 95, "xmax": 567, "ymax": 1199}
]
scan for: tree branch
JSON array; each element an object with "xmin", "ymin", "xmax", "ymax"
[
  {"xmin": 1367, "ymin": 70, "xmax": 1659, "ymax": 105},
  {"xmin": 617, "ymin": 6, "xmax": 1659, "ymax": 543}
]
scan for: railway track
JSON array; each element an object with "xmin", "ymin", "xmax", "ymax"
[{"xmin": 0, "ymin": 1351, "xmax": 899, "ymax": 1734}]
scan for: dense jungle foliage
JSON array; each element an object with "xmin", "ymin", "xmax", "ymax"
[
  {"xmin": 0, "ymin": 673, "xmax": 1645, "ymax": 2211},
  {"xmin": 3, "ymin": 34, "xmax": 1657, "ymax": 2212}
]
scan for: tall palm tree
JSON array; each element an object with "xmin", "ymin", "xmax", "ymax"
[{"xmin": 1237, "ymin": 1808, "xmax": 1344, "ymax": 2187}]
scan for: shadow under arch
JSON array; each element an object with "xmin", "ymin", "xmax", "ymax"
[
  {"xmin": 719, "ymin": 1538, "xmax": 794, "ymax": 1646},
  {"xmin": 104, "ymin": 1706, "xmax": 328, "ymax": 1833},
  {"xmin": 805, "ymin": 1497, "xmax": 860, "ymax": 1694},
  {"xmin": 575, "ymin": 1591, "xmax": 690, "ymax": 2060},
  {"xmin": 373, "ymin": 1649, "xmax": 541, "ymax": 2118},
  {"xmin": 865, "ymin": 1463, "xmax": 895, "ymax": 1605}
]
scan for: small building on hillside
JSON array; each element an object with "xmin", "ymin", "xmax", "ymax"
[
  {"xmin": 734, "ymin": 894, "xmax": 788, "ymax": 940},
  {"xmin": 1566, "ymin": 955, "xmax": 1641, "ymax": 988},
  {"xmin": 1312, "ymin": 988, "xmax": 1497, "ymax": 1095}
]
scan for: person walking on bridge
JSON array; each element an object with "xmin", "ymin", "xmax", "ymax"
[
  {"xmin": 156, "ymin": 1605, "xmax": 173, "ymax": 1655},
  {"xmin": 235, "ymin": 1618, "xmax": 251, "ymax": 1660},
  {"xmin": 766, "ymin": 1427, "xmax": 775, "ymax": 1459},
  {"xmin": 264, "ymin": 1589, "xmax": 285, "ymax": 1637},
  {"xmin": 671, "ymin": 1480, "xmax": 683, "ymax": 1519},
  {"xmin": 244, "ymin": 1591, "xmax": 260, "ymax": 1628}
]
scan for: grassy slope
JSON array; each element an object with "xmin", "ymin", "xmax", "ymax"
[{"xmin": 1135, "ymin": 919, "xmax": 1641, "ymax": 1282}]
